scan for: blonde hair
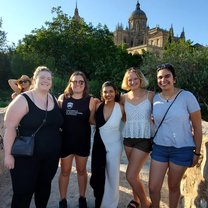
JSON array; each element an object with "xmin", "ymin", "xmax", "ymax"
[
  {"xmin": 121, "ymin": 67, "xmax": 148, "ymax": 91},
  {"xmin": 64, "ymin": 71, "xmax": 89, "ymax": 98},
  {"xmin": 33, "ymin": 66, "xmax": 52, "ymax": 79},
  {"xmin": 30, "ymin": 66, "xmax": 52, "ymax": 89}
]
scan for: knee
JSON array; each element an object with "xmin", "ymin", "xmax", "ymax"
[
  {"xmin": 169, "ymin": 183, "xmax": 180, "ymax": 193},
  {"xmin": 126, "ymin": 172, "xmax": 137, "ymax": 184},
  {"xmin": 149, "ymin": 183, "xmax": 160, "ymax": 196},
  {"xmin": 77, "ymin": 168, "xmax": 87, "ymax": 176},
  {"xmin": 60, "ymin": 170, "xmax": 70, "ymax": 177}
]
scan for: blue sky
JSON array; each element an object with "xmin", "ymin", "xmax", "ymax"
[{"xmin": 0, "ymin": 0, "xmax": 207, "ymax": 46}]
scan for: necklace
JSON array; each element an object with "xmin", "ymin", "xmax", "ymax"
[{"xmin": 161, "ymin": 89, "xmax": 177, "ymax": 102}]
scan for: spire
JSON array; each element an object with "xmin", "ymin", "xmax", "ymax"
[
  {"xmin": 136, "ymin": 1, "xmax": 140, "ymax": 10},
  {"xmin": 73, "ymin": 0, "xmax": 80, "ymax": 20},
  {"xmin": 180, "ymin": 27, "xmax": 185, "ymax": 41}
]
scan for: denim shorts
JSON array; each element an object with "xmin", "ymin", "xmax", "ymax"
[
  {"xmin": 151, "ymin": 143, "xmax": 194, "ymax": 167},
  {"xmin": 123, "ymin": 138, "xmax": 152, "ymax": 153}
]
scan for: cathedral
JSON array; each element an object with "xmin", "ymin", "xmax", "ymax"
[{"xmin": 113, "ymin": 1, "xmax": 185, "ymax": 54}]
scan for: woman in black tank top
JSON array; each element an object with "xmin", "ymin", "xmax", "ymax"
[
  {"xmin": 58, "ymin": 71, "xmax": 96, "ymax": 208},
  {"xmin": 4, "ymin": 66, "xmax": 63, "ymax": 208}
]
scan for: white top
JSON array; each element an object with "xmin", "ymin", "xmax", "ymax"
[
  {"xmin": 122, "ymin": 95, "xmax": 153, "ymax": 139},
  {"xmin": 153, "ymin": 90, "xmax": 200, "ymax": 147},
  {"xmin": 99, "ymin": 102, "xmax": 123, "ymax": 208}
]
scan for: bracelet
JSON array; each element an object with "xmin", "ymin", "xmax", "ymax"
[{"xmin": 193, "ymin": 151, "xmax": 201, "ymax": 156}]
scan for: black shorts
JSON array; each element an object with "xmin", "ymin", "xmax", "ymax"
[{"xmin": 123, "ymin": 138, "xmax": 152, "ymax": 153}]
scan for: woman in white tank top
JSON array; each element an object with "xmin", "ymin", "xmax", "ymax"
[{"xmin": 120, "ymin": 67, "xmax": 154, "ymax": 208}]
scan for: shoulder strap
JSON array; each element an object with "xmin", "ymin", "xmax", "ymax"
[
  {"xmin": 51, "ymin": 94, "xmax": 59, "ymax": 108},
  {"xmin": 153, "ymin": 90, "xmax": 183, "ymax": 139}
]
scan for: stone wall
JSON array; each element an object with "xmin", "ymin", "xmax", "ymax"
[{"xmin": 179, "ymin": 121, "xmax": 208, "ymax": 208}]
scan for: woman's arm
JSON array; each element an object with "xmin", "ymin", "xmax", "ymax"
[
  {"xmin": 190, "ymin": 110, "xmax": 202, "ymax": 166},
  {"xmin": 8, "ymin": 79, "xmax": 21, "ymax": 93},
  {"xmin": 58, "ymin": 94, "xmax": 64, "ymax": 108},
  {"xmin": 89, "ymin": 97, "xmax": 96, "ymax": 125},
  {"xmin": 4, "ymin": 95, "xmax": 28, "ymax": 169}
]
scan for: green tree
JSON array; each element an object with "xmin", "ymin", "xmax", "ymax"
[{"xmin": 12, "ymin": 7, "xmax": 143, "ymax": 96}]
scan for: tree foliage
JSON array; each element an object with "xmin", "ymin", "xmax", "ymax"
[
  {"xmin": 141, "ymin": 39, "xmax": 208, "ymax": 120},
  {"xmin": 11, "ymin": 7, "xmax": 142, "ymax": 97}
]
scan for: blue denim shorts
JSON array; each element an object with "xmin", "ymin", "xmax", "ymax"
[{"xmin": 151, "ymin": 143, "xmax": 194, "ymax": 167}]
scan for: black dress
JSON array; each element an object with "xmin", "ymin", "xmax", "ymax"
[
  {"xmin": 90, "ymin": 103, "xmax": 106, "ymax": 208},
  {"xmin": 61, "ymin": 96, "xmax": 91, "ymax": 157}
]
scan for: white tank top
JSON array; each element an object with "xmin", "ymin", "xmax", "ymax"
[{"xmin": 122, "ymin": 93, "xmax": 152, "ymax": 139}]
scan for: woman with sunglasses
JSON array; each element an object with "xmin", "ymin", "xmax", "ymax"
[
  {"xmin": 121, "ymin": 67, "xmax": 154, "ymax": 208},
  {"xmin": 8, "ymin": 75, "xmax": 31, "ymax": 99},
  {"xmin": 90, "ymin": 81, "xmax": 124, "ymax": 208},
  {"xmin": 58, "ymin": 71, "xmax": 95, "ymax": 208},
  {"xmin": 149, "ymin": 64, "xmax": 202, "ymax": 208}
]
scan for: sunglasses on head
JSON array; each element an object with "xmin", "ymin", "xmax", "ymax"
[
  {"xmin": 19, "ymin": 80, "xmax": 29, "ymax": 84},
  {"xmin": 157, "ymin": 63, "xmax": 173, "ymax": 71}
]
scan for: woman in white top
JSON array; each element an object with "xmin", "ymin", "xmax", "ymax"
[
  {"xmin": 120, "ymin": 67, "xmax": 154, "ymax": 208},
  {"xmin": 90, "ymin": 81, "xmax": 124, "ymax": 208}
]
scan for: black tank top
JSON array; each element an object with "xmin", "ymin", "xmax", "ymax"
[
  {"xmin": 61, "ymin": 96, "xmax": 91, "ymax": 157},
  {"xmin": 19, "ymin": 94, "xmax": 63, "ymax": 158}
]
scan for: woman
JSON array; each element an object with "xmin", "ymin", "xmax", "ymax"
[
  {"xmin": 121, "ymin": 67, "xmax": 153, "ymax": 208},
  {"xmin": 4, "ymin": 66, "xmax": 63, "ymax": 208},
  {"xmin": 58, "ymin": 71, "xmax": 95, "ymax": 208},
  {"xmin": 8, "ymin": 75, "xmax": 31, "ymax": 99},
  {"xmin": 149, "ymin": 63, "xmax": 202, "ymax": 208},
  {"xmin": 90, "ymin": 81, "xmax": 124, "ymax": 208}
]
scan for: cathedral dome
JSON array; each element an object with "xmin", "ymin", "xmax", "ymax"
[{"xmin": 129, "ymin": 1, "xmax": 147, "ymax": 20}]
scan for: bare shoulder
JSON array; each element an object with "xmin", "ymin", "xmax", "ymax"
[
  {"xmin": 119, "ymin": 102, "xmax": 124, "ymax": 114},
  {"xmin": 58, "ymin": 93, "xmax": 64, "ymax": 101},
  {"xmin": 5, "ymin": 94, "xmax": 28, "ymax": 123},
  {"xmin": 147, "ymin": 90, "xmax": 155, "ymax": 102},
  {"xmin": 120, "ymin": 93, "xmax": 126, "ymax": 105}
]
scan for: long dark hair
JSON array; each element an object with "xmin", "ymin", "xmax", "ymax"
[{"xmin": 101, "ymin": 81, "xmax": 120, "ymax": 102}]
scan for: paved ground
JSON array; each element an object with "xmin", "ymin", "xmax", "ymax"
[{"xmin": 0, "ymin": 151, "xmax": 169, "ymax": 208}]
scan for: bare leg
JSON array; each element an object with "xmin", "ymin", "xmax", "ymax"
[
  {"xmin": 75, "ymin": 155, "xmax": 88, "ymax": 197},
  {"xmin": 125, "ymin": 146, "xmax": 141, "ymax": 205},
  {"xmin": 149, "ymin": 160, "xmax": 168, "ymax": 208},
  {"xmin": 125, "ymin": 146, "xmax": 151, "ymax": 208},
  {"xmin": 168, "ymin": 162, "xmax": 187, "ymax": 208},
  {"xmin": 59, "ymin": 155, "xmax": 74, "ymax": 200}
]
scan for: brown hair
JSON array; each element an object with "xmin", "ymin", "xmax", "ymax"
[
  {"xmin": 100, "ymin": 81, "xmax": 120, "ymax": 102},
  {"xmin": 64, "ymin": 71, "xmax": 89, "ymax": 98}
]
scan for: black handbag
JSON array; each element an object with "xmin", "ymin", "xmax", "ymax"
[{"xmin": 11, "ymin": 95, "xmax": 48, "ymax": 157}]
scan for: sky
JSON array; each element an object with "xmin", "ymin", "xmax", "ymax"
[{"xmin": 0, "ymin": 0, "xmax": 207, "ymax": 46}]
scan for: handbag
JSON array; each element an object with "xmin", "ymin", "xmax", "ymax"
[
  {"xmin": 11, "ymin": 95, "xmax": 48, "ymax": 157},
  {"xmin": 152, "ymin": 90, "xmax": 183, "ymax": 140}
]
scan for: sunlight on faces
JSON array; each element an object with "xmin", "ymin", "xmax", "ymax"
[
  {"xmin": 35, "ymin": 71, "xmax": 52, "ymax": 90},
  {"xmin": 70, "ymin": 75, "xmax": 85, "ymax": 93},
  {"xmin": 102, "ymin": 86, "xmax": 116, "ymax": 102},
  {"xmin": 127, "ymin": 71, "xmax": 141, "ymax": 89},
  {"xmin": 157, "ymin": 69, "xmax": 176, "ymax": 90}
]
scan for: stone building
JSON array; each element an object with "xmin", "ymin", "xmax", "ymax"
[{"xmin": 113, "ymin": 1, "xmax": 185, "ymax": 54}]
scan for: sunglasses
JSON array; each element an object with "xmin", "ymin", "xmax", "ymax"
[
  {"xmin": 19, "ymin": 80, "xmax": 29, "ymax": 84},
  {"xmin": 70, "ymin": 80, "xmax": 85, "ymax": 85},
  {"xmin": 157, "ymin": 63, "xmax": 173, "ymax": 71}
]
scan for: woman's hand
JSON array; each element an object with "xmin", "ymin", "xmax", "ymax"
[
  {"xmin": 191, "ymin": 154, "xmax": 201, "ymax": 167},
  {"xmin": 4, "ymin": 154, "xmax": 15, "ymax": 169}
]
